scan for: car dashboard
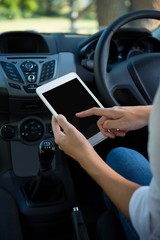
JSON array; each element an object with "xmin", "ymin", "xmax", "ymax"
[
  {"xmin": 79, "ymin": 28, "xmax": 160, "ymax": 69},
  {"xmin": 0, "ymin": 27, "xmax": 157, "ymax": 239}
]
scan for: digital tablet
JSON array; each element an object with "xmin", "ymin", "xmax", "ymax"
[{"xmin": 36, "ymin": 72, "xmax": 106, "ymax": 146}]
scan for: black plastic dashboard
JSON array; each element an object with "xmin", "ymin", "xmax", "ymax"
[
  {"xmin": 0, "ymin": 28, "xmax": 159, "ymax": 177},
  {"xmin": 0, "ymin": 31, "xmax": 77, "ymax": 97},
  {"xmin": 0, "ymin": 30, "xmax": 86, "ymax": 177},
  {"xmin": 0, "ymin": 31, "xmax": 49, "ymax": 54},
  {"xmin": 79, "ymin": 28, "xmax": 160, "ymax": 70}
]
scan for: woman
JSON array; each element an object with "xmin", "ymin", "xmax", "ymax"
[{"xmin": 51, "ymin": 87, "xmax": 160, "ymax": 239}]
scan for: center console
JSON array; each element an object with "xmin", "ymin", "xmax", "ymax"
[
  {"xmin": 0, "ymin": 140, "xmax": 76, "ymax": 239},
  {"xmin": 0, "ymin": 31, "xmax": 77, "ymax": 239}
]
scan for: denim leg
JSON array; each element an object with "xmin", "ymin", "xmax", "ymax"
[{"xmin": 103, "ymin": 147, "xmax": 152, "ymax": 240}]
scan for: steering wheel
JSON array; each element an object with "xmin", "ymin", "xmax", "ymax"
[{"xmin": 94, "ymin": 10, "xmax": 160, "ymax": 106}]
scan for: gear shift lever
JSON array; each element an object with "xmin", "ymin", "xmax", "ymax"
[
  {"xmin": 39, "ymin": 140, "xmax": 55, "ymax": 171},
  {"xmin": 24, "ymin": 140, "xmax": 65, "ymax": 204}
]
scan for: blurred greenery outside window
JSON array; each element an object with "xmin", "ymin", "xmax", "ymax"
[{"xmin": 0, "ymin": 0, "xmax": 160, "ymax": 34}]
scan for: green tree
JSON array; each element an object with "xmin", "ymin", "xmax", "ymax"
[
  {"xmin": 129, "ymin": 0, "xmax": 154, "ymax": 11},
  {"xmin": 94, "ymin": 0, "xmax": 127, "ymax": 29},
  {"xmin": 69, "ymin": 0, "xmax": 93, "ymax": 32},
  {"xmin": 0, "ymin": 0, "xmax": 21, "ymax": 19},
  {"xmin": 0, "ymin": 0, "xmax": 39, "ymax": 19},
  {"xmin": 128, "ymin": 0, "xmax": 160, "ymax": 28},
  {"xmin": 93, "ymin": 0, "xmax": 160, "ymax": 30},
  {"xmin": 35, "ymin": 0, "xmax": 66, "ymax": 16}
]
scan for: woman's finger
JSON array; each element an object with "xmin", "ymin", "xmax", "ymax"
[{"xmin": 76, "ymin": 107, "xmax": 110, "ymax": 118}]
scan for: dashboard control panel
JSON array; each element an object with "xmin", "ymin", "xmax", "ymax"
[
  {"xmin": 0, "ymin": 118, "xmax": 53, "ymax": 143},
  {"xmin": 20, "ymin": 119, "xmax": 44, "ymax": 141},
  {"xmin": 0, "ymin": 58, "xmax": 56, "ymax": 94}
]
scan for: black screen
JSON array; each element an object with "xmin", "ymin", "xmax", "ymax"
[{"xmin": 43, "ymin": 78, "xmax": 101, "ymax": 139}]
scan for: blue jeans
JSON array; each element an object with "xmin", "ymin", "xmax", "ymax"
[{"xmin": 103, "ymin": 147, "xmax": 152, "ymax": 240}]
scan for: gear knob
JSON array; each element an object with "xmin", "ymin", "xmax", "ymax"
[{"xmin": 39, "ymin": 140, "xmax": 55, "ymax": 171}]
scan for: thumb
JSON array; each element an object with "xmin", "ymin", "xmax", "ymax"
[{"xmin": 57, "ymin": 114, "xmax": 70, "ymax": 130}]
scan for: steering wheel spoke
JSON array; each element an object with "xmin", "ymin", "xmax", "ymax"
[{"xmin": 107, "ymin": 61, "xmax": 149, "ymax": 106}]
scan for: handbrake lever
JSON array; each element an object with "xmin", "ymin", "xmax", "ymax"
[{"xmin": 71, "ymin": 207, "xmax": 90, "ymax": 240}]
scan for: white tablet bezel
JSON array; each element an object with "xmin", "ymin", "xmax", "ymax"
[{"xmin": 36, "ymin": 72, "xmax": 106, "ymax": 146}]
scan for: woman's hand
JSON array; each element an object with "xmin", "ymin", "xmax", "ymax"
[
  {"xmin": 51, "ymin": 114, "xmax": 94, "ymax": 161},
  {"xmin": 51, "ymin": 114, "xmax": 140, "ymax": 220},
  {"xmin": 76, "ymin": 105, "xmax": 152, "ymax": 139}
]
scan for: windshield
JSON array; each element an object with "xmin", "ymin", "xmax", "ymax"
[{"xmin": 0, "ymin": 0, "xmax": 159, "ymax": 34}]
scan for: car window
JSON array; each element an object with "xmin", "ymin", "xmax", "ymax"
[{"xmin": 0, "ymin": 0, "xmax": 160, "ymax": 34}]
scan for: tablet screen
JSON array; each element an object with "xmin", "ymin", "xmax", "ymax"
[{"xmin": 42, "ymin": 78, "xmax": 100, "ymax": 139}]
